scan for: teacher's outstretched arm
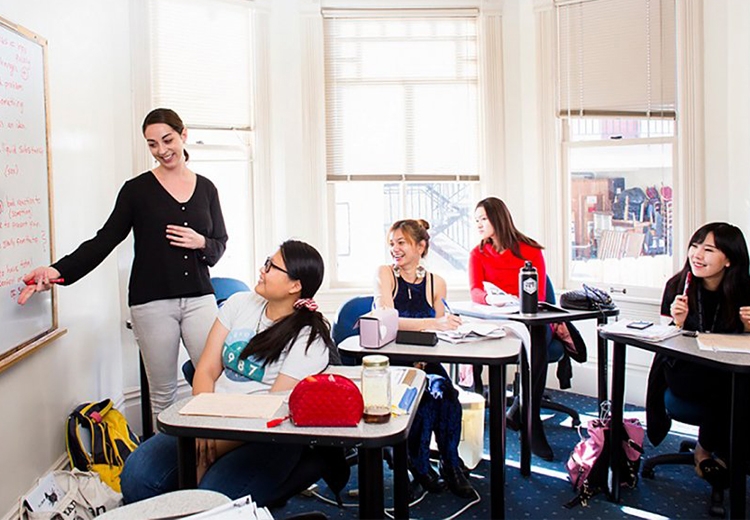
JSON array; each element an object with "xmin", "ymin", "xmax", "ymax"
[{"xmin": 18, "ymin": 266, "xmax": 62, "ymax": 305}]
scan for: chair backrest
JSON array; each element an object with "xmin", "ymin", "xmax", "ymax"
[
  {"xmin": 211, "ymin": 277, "xmax": 251, "ymax": 307},
  {"xmin": 332, "ymin": 296, "xmax": 374, "ymax": 346},
  {"xmin": 545, "ymin": 275, "xmax": 556, "ymax": 305}
]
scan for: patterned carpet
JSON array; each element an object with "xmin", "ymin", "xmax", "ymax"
[{"xmin": 271, "ymin": 389, "xmax": 745, "ymax": 519}]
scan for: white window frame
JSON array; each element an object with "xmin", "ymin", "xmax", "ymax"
[
  {"xmin": 321, "ymin": 8, "xmax": 486, "ymax": 289},
  {"xmin": 535, "ymin": 0, "xmax": 705, "ymax": 302}
]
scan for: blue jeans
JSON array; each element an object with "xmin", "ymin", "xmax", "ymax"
[
  {"xmin": 408, "ymin": 363, "xmax": 463, "ymax": 474},
  {"xmin": 120, "ymin": 433, "xmax": 304, "ymax": 505}
]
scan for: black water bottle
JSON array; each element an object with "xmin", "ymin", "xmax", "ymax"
[{"xmin": 519, "ymin": 261, "xmax": 538, "ymax": 314}]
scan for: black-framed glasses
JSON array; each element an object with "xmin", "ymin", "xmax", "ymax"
[{"xmin": 263, "ymin": 256, "xmax": 289, "ymax": 275}]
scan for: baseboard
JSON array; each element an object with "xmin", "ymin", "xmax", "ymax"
[{"xmin": 2, "ymin": 454, "xmax": 70, "ymax": 520}]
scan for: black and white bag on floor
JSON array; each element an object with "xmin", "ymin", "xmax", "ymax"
[{"xmin": 19, "ymin": 469, "xmax": 122, "ymax": 519}]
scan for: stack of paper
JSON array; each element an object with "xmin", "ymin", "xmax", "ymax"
[
  {"xmin": 696, "ymin": 333, "xmax": 750, "ymax": 354},
  {"xmin": 184, "ymin": 494, "xmax": 272, "ymax": 519},
  {"xmin": 435, "ymin": 320, "xmax": 507, "ymax": 344},
  {"xmin": 449, "ymin": 300, "xmax": 520, "ymax": 318},
  {"xmin": 599, "ymin": 320, "xmax": 682, "ymax": 342}
]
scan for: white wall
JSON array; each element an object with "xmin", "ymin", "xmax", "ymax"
[
  {"xmin": 0, "ymin": 1, "xmax": 134, "ymax": 514},
  {"xmin": 2, "ymin": 0, "xmax": 750, "ymax": 515}
]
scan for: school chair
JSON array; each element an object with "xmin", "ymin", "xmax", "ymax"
[
  {"xmin": 332, "ymin": 296, "xmax": 374, "ymax": 366},
  {"xmin": 502, "ymin": 276, "xmax": 582, "ymax": 433},
  {"xmin": 641, "ymin": 388, "xmax": 725, "ymax": 517}
]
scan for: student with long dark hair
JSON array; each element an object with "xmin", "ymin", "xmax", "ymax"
[
  {"xmin": 374, "ymin": 219, "xmax": 475, "ymax": 499},
  {"xmin": 647, "ymin": 222, "xmax": 750, "ymax": 489},
  {"xmin": 468, "ymin": 197, "xmax": 556, "ymax": 460},
  {"xmin": 121, "ymin": 240, "xmax": 335, "ymax": 504},
  {"xmin": 18, "ymin": 108, "xmax": 228, "ymax": 415}
]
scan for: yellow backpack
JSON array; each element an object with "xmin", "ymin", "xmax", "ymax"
[{"xmin": 65, "ymin": 399, "xmax": 140, "ymax": 492}]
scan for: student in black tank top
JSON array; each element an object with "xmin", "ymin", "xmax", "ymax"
[{"xmin": 374, "ymin": 219, "xmax": 475, "ymax": 499}]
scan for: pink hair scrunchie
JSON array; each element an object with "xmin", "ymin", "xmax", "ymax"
[{"xmin": 293, "ymin": 298, "xmax": 318, "ymax": 312}]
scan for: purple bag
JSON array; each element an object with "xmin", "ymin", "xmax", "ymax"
[{"xmin": 565, "ymin": 405, "xmax": 644, "ymax": 508}]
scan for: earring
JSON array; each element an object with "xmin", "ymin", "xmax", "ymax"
[
  {"xmin": 393, "ymin": 265, "xmax": 401, "ymax": 278},
  {"xmin": 415, "ymin": 265, "xmax": 426, "ymax": 279}
]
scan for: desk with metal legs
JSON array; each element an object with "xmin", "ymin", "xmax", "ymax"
[
  {"xmin": 339, "ymin": 334, "xmax": 522, "ymax": 520},
  {"xmin": 600, "ymin": 332, "xmax": 750, "ymax": 519},
  {"xmin": 157, "ymin": 369, "xmax": 426, "ymax": 520},
  {"xmin": 501, "ymin": 307, "xmax": 618, "ymax": 474}
]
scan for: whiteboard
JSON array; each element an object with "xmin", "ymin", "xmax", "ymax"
[{"xmin": 0, "ymin": 17, "xmax": 64, "ymax": 372}]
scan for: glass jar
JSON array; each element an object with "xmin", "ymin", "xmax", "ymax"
[{"xmin": 361, "ymin": 354, "xmax": 391, "ymax": 424}]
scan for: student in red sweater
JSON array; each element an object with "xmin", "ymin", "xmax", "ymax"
[{"xmin": 468, "ymin": 196, "xmax": 555, "ymax": 461}]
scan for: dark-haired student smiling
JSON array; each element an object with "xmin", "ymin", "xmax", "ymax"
[{"xmin": 647, "ymin": 222, "xmax": 750, "ymax": 489}]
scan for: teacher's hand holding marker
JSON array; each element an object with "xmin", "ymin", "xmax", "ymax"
[
  {"xmin": 18, "ymin": 266, "xmax": 63, "ymax": 305},
  {"xmin": 15, "ymin": 108, "xmax": 228, "ymax": 417}
]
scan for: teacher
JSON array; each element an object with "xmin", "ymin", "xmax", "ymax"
[{"xmin": 18, "ymin": 108, "xmax": 228, "ymax": 416}]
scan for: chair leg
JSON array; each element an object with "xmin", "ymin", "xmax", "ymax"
[
  {"xmin": 641, "ymin": 452, "xmax": 694, "ymax": 478},
  {"xmin": 709, "ymin": 487, "xmax": 726, "ymax": 518},
  {"xmin": 540, "ymin": 397, "xmax": 581, "ymax": 427}
]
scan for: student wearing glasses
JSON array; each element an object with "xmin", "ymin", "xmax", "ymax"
[
  {"xmin": 18, "ymin": 108, "xmax": 228, "ymax": 416},
  {"xmin": 374, "ymin": 219, "xmax": 476, "ymax": 499},
  {"xmin": 121, "ymin": 240, "xmax": 337, "ymax": 504},
  {"xmin": 647, "ymin": 222, "xmax": 750, "ymax": 489}
]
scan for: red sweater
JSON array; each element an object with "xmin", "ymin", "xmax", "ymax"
[{"xmin": 469, "ymin": 242, "xmax": 546, "ymax": 304}]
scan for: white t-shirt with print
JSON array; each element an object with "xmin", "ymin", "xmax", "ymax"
[{"xmin": 213, "ymin": 291, "xmax": 330, "ymax": 394}]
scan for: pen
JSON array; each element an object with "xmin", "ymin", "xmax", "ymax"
[
  {"xmin": 25, "ymin": 278, "xmax": 65, "ymax": 286},
  {"xmin": 441, "ymin": 298, "xmax": 453, "ymax": 315},
  {"xmin": 682, "ymin": 272, "xmax": 692, "ymax": 296}
]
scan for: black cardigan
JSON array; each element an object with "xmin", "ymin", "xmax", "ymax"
[
  {"xmin": 53, "ymin": 171, "xmax": 228, "ymax": 306},
  {"xmin": 646, "ymin": 273, "xmax": 749, "ymax": 446}
]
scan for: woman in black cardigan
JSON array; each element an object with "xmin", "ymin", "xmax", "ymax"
[{"xmin": 647, "ymin": 222, "xmax": 750, "ymax": 489}]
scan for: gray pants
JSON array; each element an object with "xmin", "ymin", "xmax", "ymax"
[{"xmin": 130, "ymin": 295, "xmax": 218, "ymax": 414}]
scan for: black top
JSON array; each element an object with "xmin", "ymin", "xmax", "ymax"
[
  {"xmin": 53, "ymin": 171, "xmax": 228, "ymax": 306},
  {"xmin": 659, "ymin": 273, "xmax": 748, "ymax": 333},
  {"xmin": 647, "ymin": 272, "xmax": 750, "ymax": 445}
]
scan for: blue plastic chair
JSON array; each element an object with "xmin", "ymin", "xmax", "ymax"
[
  {"xmin": 505, "ymin": 276, "xmax": 581, "ymax": 429},
  {"xmin": 642, "ymin": 389, "xmax": 725, "ymax": 516},
  {"xmin": 211, "ymin": 277, "xmax": 251, "ymax": 306},
  {"xmin": 332, "ymin": 296, "xmax": 374, "ymax": 346}
]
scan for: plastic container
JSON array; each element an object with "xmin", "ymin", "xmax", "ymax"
[
  {"xmin": 457, "ymin": 389, "xmax": 486, "ymax": 469},
  {"xmin": 361, "ymin": 354, "xmax": 391, "ymax": 424}
]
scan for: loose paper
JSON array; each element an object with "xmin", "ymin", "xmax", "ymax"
[
  {"xmin": 696, "ymin": 333, "xmax": 750, "ymax": 354},
  {"xmin": 179, "ymin": 393, "xmax": 284, "ymax": 419}
]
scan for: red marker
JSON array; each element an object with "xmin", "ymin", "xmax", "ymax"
[
  {"xmin": 683, "ymin": 272, "xmax": 692, "ymax": 296},
  {"xmin": 25, "ymin": 278, "xmax": 65, "ymax": 286}
]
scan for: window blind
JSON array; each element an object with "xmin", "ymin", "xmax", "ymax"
[
  {"xmin": 149, "ymin": 0, "xmax": 253, "ymax": 129},
  {"xmin": 323, "ymin": 10, "xmax": 479, "ymax": 181},
  {"xmin": 556, "ymin": 0, "xmax": 676, "ymax": 118}
]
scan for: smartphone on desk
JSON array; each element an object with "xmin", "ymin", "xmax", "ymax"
[{"xmin": 627, "ymin": 320, "xmax": 654, "ymax": 330}]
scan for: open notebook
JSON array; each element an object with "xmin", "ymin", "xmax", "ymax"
[
  {"xmin": 696, "ymin": 333, "xmax": 750, "ymax": 354},
  {"xmin": 599, "ymin": 320, "xmax": 682, "ymax": 343},
  {"xmin": 434, "ymin": 319, "xmax": 507, "ymax": 344}
]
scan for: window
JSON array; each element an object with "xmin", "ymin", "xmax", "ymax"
[
  {"xmin": 149, "ymin": 0, "xmax": 255, "ymax": 282},
  {"xmin": 556, "ymin": 0, "xmax": 676, "ymax": 293},
  {"xmin": 323, "ymin": 10, "xmax": 480, "ymax": 285}
]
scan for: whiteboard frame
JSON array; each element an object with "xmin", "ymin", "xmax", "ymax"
[{"xmin": 0, "ymin": 16, "xmax": 66, "ymax": 374}]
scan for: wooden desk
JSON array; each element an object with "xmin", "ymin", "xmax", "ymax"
[
  {"xmin": 493, "ymin": 306, "xmax": 619, "ymax": 474},
  {"xmin": 157, "ymin": 369, "xmax": 426, "ymax": 520},
  {"xmin": 339, "ymin": 334, "xmax": 522, "ymax": 520},
  {"xmin": 600, "ymin": 332, "xmax": 750, "ymax": 519}
]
